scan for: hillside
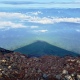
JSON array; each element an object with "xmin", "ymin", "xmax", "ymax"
[{"xmin": 0, "ymin": 47, "xmax": 13, "ymax": 55}]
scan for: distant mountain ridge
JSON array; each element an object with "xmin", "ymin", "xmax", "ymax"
[
  {"xmin": 0, "ymin": 47, "xmax": 13, "ymax": 55},
  {"xmin": 15, "ymin": 41, "xmax": 80, "ymax": 57}
]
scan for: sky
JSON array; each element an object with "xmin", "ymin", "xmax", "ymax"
[
  {"xmin": 0, "ymin": 0, "xmax": 80, "ymax": 8},
  {"xmin": 0, "ymin": 0, "xmax": 79, "ymax": 2},
  {"xmin": 0, "ymin": 0, "xmax": 80, "ymax": 54}
]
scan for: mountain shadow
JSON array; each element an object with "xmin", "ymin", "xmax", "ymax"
[{"xmin": 15, "ymin": 41, "xmax": 80, "ymax": 57}]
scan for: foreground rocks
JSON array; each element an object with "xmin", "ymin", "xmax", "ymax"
[{"xmin": 0, "ymin": 52, "xmax": 80, "ymax": 80}]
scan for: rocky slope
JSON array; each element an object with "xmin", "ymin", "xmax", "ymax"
[{"xmin": 0, "ymin": 51, "xmax": 80, "ymax": 80}]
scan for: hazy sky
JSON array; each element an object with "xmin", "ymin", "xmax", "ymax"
[
  {"xmin": 0, "ymin": 0, "xmax": 80, "ymax": 8},
  {"xmin": 0, "ymin": 0, "xmax": 80, "ymax": 53},
  {"xmin": 0, "ymin": 0, "xmax": 79, "ymax": 2}
]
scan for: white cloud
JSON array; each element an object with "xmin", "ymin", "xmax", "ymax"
[
  {"xmin": 30, "ymin": 26, "xmax": 39, "ymax": 29},
  {"xmin": 33, "ymin": 11, "xmax": 42, "ymax": 15},
  {"xmin": 76, "ymin": 29, "xmax": 80, "ymax": 32},
  {"xmin": 0, "ymin": 12, "xmax": 80, "ymax": 28},
  {"xmin": 0, "ymin": 21, "xmax": 26, "ymax": 29},
  {"xmin": 28, "ymin": 17, "xmax": 80, "ymax": 24},
  {"xmin": 0, "ymin": 11, "xmax": 42, "ymax": 20},
  {"xmin": 34, "ymin": 29, "xmax": 48, "ymax": 33},
  {"xmin": 29, "ymin": 11, "xmax": 43, "ymax": 16},
  {"xmin": 28, "ymin": 17, "xmax": 54, "ymax": 24},
  {"xmin": 0, "ymin": 12, "xmax": 28, "ymax": 19},
  {"xmin": 39, "ymin": 30, "xmax": 48, "ymax": 32}
]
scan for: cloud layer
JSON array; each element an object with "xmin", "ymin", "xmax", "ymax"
[
  {"xmin": 0, "ymin": 12, "xmax": 80, "ymax": 30},
  {"xmin": 0, "ymin": 21, "xmax": 26, "ymax": 29}
]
